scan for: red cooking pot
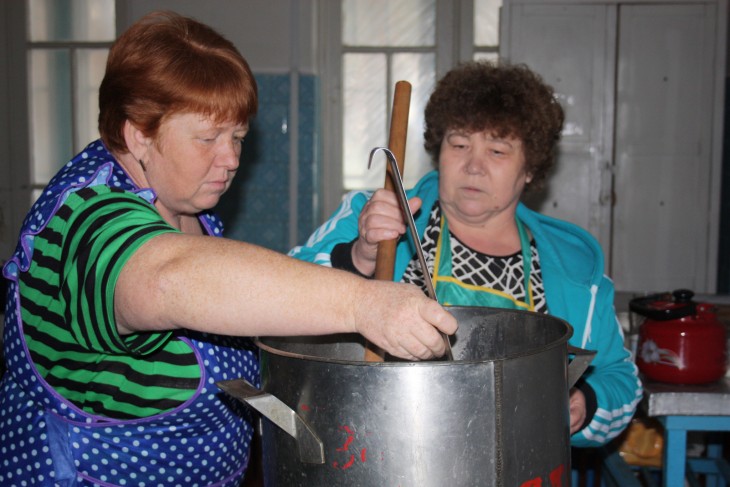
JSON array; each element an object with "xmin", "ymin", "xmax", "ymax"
[{"xmin": 631, "ymin": 289, "xmax": 728, "ymax": 384}]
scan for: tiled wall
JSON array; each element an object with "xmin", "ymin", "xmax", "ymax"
[{"xmin": 216, "ymin": 73, "xmax": 318, "ymax": 254}]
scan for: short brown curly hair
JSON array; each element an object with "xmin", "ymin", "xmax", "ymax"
[{"xmin": 424, "ymin": 60, "xmax": 564, "ymax": 190}]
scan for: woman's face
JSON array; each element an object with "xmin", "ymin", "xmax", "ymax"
[
  {"xmin": 438, "ymin": 129, "xmax": 531, "ymax": 226},
  {"xmin": 144, "ymin": 112, "xmax": 247, "ymax": 220}
]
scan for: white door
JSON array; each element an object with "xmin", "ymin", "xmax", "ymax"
[
  {"xmin": 612, "ymin": 3, "xmax": 718, "ymax": 292},
  {"xmin": 500, "ymin": 0, "xmax": 723, "ymax": 293},
  {"xmin": 501, "ymin": 3, "xmax": 616, "ymax": 265}
]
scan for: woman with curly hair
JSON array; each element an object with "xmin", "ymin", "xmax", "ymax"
[{"xmin": 291, "ymin": 60, "xmax": 642, "ymax": 448}]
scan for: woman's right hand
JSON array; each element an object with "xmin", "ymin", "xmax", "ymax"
[
  {"xmin": 353, "ymin": 279, "xmax": 457, "ymax": 360},
  {"xmin": 351, "ymin": 189, "xmax": 422, "ymax": 276}
]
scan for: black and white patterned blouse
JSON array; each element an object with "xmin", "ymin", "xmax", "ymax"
[{"xmin": 401, "ymin": 202, "xmax": 547, "ymax": 312}]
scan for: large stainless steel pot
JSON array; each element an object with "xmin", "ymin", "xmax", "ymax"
[{"xmin": 219, "ymin": 306, "xmax": 594, "ymax": 487}]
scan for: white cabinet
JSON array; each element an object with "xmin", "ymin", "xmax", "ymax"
[{"xmin": 500, "ymin": 0, "xmax": 726, "ymax": 294}]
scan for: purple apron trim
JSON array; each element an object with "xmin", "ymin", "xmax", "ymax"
[{"xmin": 1, "ymin": 140, "xmax": 255, "ymax": 485}]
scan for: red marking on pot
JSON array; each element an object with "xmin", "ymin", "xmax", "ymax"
[
  {"xmin": 549, "ymin": 464, "xmax": 565, "ymax": 486},
  {"xmin": 361, "ymin": 448, "xmax": 367, "ymax": 462},
  {"xmin": 342, "ymin": 454, "xmax": 356, "ymax": 470},
  {"xmin": 336, "ymin": 435, "xmax": 354, "ymax": 452},
  {"xmin": 336, "ymin": 424, "xmax": 355, "ymax": 452},
  {"xmin": 518, "ymin": 463, "xmax": 567, "ymax": 486}
]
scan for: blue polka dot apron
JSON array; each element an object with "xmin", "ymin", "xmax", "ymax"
[
  {"xmin": 432, "ymin": 215, "xmax": 536, "ymax": 310},
  {"xmin": 1, "ymin": 140, "xmax": 260, "ymax": 486}
]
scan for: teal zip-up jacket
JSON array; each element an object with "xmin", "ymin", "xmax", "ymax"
[{"xmin": 290, "ymin": 170, "xmax": 642, "ymax": 447}]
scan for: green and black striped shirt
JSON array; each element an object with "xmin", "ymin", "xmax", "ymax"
[{"xmin": 20, "ymin": 185, "xmax": 201, "ymax": 419}]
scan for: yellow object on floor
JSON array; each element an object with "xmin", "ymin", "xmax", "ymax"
[{"xmin": 617, "ymin": 417, "xmax": 664, "ymax": 468}]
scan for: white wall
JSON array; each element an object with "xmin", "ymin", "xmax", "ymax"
[
  {"xmin": 0, "ymin": 0, "xmax": 317, "ymax": 260},
  {"xmin": 118, "ymin": 0, "xmax": 316, "ymax": 73}
]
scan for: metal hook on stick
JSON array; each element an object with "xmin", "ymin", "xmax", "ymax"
[{"xmin": 368, "ymin": 146, "xmax": 453, "ymax": 360}]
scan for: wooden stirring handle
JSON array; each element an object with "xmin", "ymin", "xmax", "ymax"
[
  {"xmin": 364, "ymin": 80, "xmax": 412, "ymax": 362},
  {"xmin": 374, "ymin": 81, "xmax": 411, "ymax": 281}
]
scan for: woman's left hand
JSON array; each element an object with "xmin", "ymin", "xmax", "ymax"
[
  {"xmin": 569, "ymin": 388, "xmax": 587, "ymax": 434},
  {"xmin": 351, "ymin": 190, "xmax": 422, "ymax": 276}
]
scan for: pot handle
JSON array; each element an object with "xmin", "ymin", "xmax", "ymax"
[
  {"xmin": 217, "ymin": 379, "xmax": 325, "ymax": 464},
  {"xmin": 567, "ymin": 345, "xmax": 596, "ymax": 389}
]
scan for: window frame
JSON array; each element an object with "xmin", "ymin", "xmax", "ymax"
[
  {"xmin": 25, "ymin": 1, "xmax": 116, "ymax": 196},
  {"xmin": 0, "ymin": 1, "xmax": 121, "ymax": 259},
  {"xmin": 27, "ymin": 41, "xmax": 113, "ymax": 191},
  {"xmin": 316, "ymin": 0, "xmax": 487, "ymax": 221}
]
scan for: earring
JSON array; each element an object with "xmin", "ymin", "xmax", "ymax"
[{"xmin": 139, "ymin": 159, "xmax": 147, "ymax": 171}]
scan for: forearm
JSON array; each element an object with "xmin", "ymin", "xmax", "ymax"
[
  {"xmin": 116, "ymin": 231, "xmax": 458, "ymax": 361},
  {"xmin": 573, "ymin": 362, "xmax": 642, "ymax": 446},
  {"xmin": 571, "ymin": 302, "xmax": 643, "ymax": 446},
  {"xmin": 116, "ymin": 233, "xmax": 364, "ymax": 336}
]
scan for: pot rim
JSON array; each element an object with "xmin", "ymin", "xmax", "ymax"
[{"xmin": 255, "ymin": 306, "xmax": 575, "ymax": 367}]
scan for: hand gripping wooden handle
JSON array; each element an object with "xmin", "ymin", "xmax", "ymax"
[{"xmin": 364, "ymin": 80, "xmax": 412, "ymax": 362}]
